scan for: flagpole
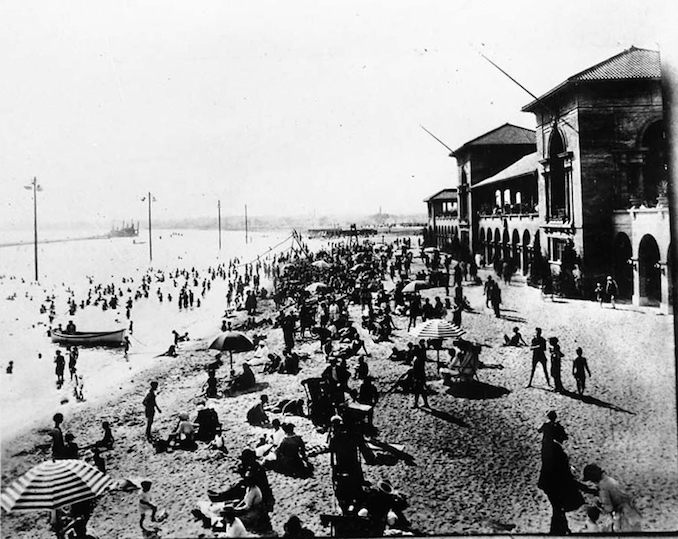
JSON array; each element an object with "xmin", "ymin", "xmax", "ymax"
[{"xmin": 245, "ymin": 204, "xmax": 248, "ymax": 244}]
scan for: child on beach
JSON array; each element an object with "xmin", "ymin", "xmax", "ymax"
[
  {"xmin": 594, "ymin": 282, "xmax": 604, "ymax": 307},
  {"xmin": 572, "ymin": 347, "xmax": 592, "ymax": 395},
  {"xmin": 139, "ymin": 480, "xmax": 158, "ymax": 530},
  {"xmin": 503, "ymin": 327, "xmax": 527, "ymax": 347}
]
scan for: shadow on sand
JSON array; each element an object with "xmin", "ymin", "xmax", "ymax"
[
  {"xmin": 420, "ymin": 406, "xmax": 469, "ymax": 428},
  {"xmin": 534, "ymin": 387, "xmax": 634, "ymax": 414},
  {"xmin": 499, "ymin": 314, "xmax": 527, "ymax": 323},
  {"xmin": 445, "ymin": 380, "xmax": 511, "ymax": 400}
]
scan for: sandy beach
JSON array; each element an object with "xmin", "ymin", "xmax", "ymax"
[{"xmin": 2, "ymin": 235, "xmax": 677, "ymax": 538}]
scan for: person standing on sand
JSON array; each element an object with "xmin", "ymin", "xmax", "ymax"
[
  {"xmin": 548, "ymin": 337, "xmax": 565, "ymax": 393},
  {"xmin": 143, "ymin": 382, "xmax": 161, "ymax": 442},
  {"xmin": 411, "ymin": 347, "xmax": 429, "ymax": 408},
  {"xmin": 123, "ymin": 336, "xmax": 131, "ymax": 361},
  {"xmin": 50, "ymin": 413, "xmax": 65, "ymax": 460},
  {"xmin": 527, "ymin": 328, "xmax": 551, "ymax": 388},
  {"xmin": 54, "ymin": 350, "xmax": 65, "ymax": 388},
  {"xmin": 572, "ymin": 347, "xmax": 591, "ymax": 395},
  {"xmin": 537, "ymin": 410, "xmax": 585, "ymax": 534},
  {"xmin": 605, "ymin": 276, "xmax": 619, "ymax": 309},
  {"xmin": 68, "ymin": 346, "xmax": 79, "ymax": 381}
]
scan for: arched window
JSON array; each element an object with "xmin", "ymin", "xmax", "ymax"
[
  {"xmin": 547, "ymin": 129, "xmax": 570, "ymax": 221},
  {"xmin": 503, "ymin": 189, "xmax": 511, "ymax": 207},
  {"xmin": 495, "ymin": 190, "xmax": 502, "ymax": 208}
]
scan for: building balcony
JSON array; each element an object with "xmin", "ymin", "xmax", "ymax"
[{"xmin": 434, "ymin": 211, "xmax": 459, "ymax": 220}]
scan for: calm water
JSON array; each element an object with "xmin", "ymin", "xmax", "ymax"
[{"xmin": 0, "ymin": 228, "xmax": 294, "ymax": 439}]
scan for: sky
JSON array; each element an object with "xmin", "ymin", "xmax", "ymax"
[{"xmin": 0, "ymin": 0, "xmax": 673, "ymax": 229}]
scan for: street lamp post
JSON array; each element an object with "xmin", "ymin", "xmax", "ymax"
[{"xmin": 24, "ymin": 177, "xmax": 42, "ymax": 282}]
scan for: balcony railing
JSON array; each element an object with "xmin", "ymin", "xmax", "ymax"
[{"xmin": 478, "ymin": 203, "xmax": 538, "ymax": 218}]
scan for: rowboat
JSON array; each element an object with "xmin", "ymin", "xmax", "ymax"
[{"xmin": 51, "ymin": 329, "xmax": 127, "ymax": 347}]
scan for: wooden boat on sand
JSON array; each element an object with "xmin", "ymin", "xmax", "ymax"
[{"xmin": 51, "ymin": 329, "xmax": 127, "ymax": 347}]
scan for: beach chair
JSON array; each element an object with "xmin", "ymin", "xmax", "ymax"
[{"xmin": 441, "ymin": 347, "xmax": 479, "ymax": 384}]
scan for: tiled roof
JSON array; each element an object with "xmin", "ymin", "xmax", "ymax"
[
  {"xmin": 424, "ymin": 188, "xmax": 458, "ymax": 202},
  {"xmin": 523, "ymin": 47, "xmax": 661, "ymax": 111},
  {"xmin": 452, "ymin": 123, "xmax": 535, "ymax": 156},
  {"xmin": 572, "ymin": 47, "xmax": 660, "ymax": 81},
  {"xmin": 472, "ymin": 152, "xmax": 538, "ymax": 190}
]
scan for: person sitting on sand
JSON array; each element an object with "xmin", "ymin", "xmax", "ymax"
[
  {"xmin": 216, "ymin": 506, "xmax": 248, "ymax": 537},
  {"xmin": 282, "ymin": 515, "xmax": 315, "ymax": 539},
  {"xmin": 170, "ymin": 412, "xmax": 196, "ymax": 449},
  {"xmin": 246, "ymin": 395, "xmax": 270, "ymax": 426},
  {"xmin": 62, "ymin": 433, "xmax": 79, "ymax": 459},
  {"xmin": 204, "ymin": 369, "xmax": 219, "ymax": 398},
  {"xmin": 503, "ymin": 327, "xmax": 527, "ymax": 347},
  {"xmin": 229, "ymin": 363, "xmax": 256, "ymax": 393},
  {"xmin": 226, "ymin": 475, "xmax": 268, "ymax": 531},
  {"xmin": 263, "ymin": 352, "xmax": 282, "ymax": 374},
  {"xmin": 94, "ymin": 421, "xmax": 114, "ymax": 450},
  {"xmin": 387, "ymin": 346, "xmax": 407, "ymax": 362},
  {"xmin": 275, "ymin": 423, "xmax": 313, "ymax": 478},
  {"xmin": 194, "ymin": 401, "xmax": 221, "ymax": 442},
  {"xmin": 157, "ymin": 344, "xmax": 178, "ymax": 358},
  {"xmin": 279, "ymin": 349, "xmax": 300, "ymax": 375}
]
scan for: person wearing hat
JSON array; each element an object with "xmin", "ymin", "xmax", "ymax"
[
  {"xmin": 195, "ymin": 400, "xmax": 221, "ymax": 442},
  {"xmin": 246, "ymin": 394, "xmax": 270, "ymax": 427},
  {"xmin": 582, "ymin": 464, "xmax": 642, "ymax": 532},
  {"xmin": 537, "ymin": 411, "xmax": 583, "ymax": 534},
  {"xmin": 283, "ymin": 515, "xmax": 315, "ymax": 539}
]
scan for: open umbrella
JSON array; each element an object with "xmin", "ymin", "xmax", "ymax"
[
  {"xmin": 1, "ymin": 459, "xmax": 114, "ymax": 513},
  {"xmin": 209, "ymin": 331, "xmax": 255, "ymax": 373},
  {"xmin": 402, "ymin": 280, "xmax": 431, "ymax": 294},
  {"xmin": 423, "ymin": 247, "xmax": 439, "ymax": 254},
  {"xmin": 311, "ymin": 260, "xmax": 332, "ymax": 270},
  {"xmin": 305, "ymin": 282, "xmax": 330, "ymax": 295},
  {"xmin": 410, "ymin": 319, "xmax": 466, "ymax": 371}
]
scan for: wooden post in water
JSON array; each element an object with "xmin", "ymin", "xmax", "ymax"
[{"xmin": 146, "ymin": 192, "xmax": 153, "ymax": 263}]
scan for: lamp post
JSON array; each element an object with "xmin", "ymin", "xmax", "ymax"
[
  {"xmin": 141, "ymin": 192, "xmax": 156, "ymax": 263},
  {"xmin": 23, "ymin": 177, "xmax": 42, "ymax": 282}
]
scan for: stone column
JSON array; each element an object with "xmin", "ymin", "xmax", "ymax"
[
  {"xmin": 659, "ymin": 263, "xmax": 670, "ymax": 314},
  {"xmin": 630, "ymin": 258, "xmax": 641, "ymax": 306}
]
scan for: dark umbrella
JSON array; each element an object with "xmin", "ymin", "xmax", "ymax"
[{"xmin": 209, "ymin": 331, "xmax": 255, "ymax": 373}]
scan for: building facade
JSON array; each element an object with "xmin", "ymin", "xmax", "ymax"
[{"xmin": 425, "ymin": 47, "xmax": 671, "ymax": 311}]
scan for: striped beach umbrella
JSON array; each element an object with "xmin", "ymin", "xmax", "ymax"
[
  {"xmin": 410, "ymin": 319, "xmax": 465, "ymax": 371},
  {"xmin": 409, "ymin": 319, "xmax": 465, "ymax": 340},
  {"xmin": 1, "ymin": 459, "xmax": 114, "ymax": 512}
]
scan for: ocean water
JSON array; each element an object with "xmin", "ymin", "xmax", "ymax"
[{"xmin": 0, "ymin": 228, "xmax": 294, "ymax": 440}]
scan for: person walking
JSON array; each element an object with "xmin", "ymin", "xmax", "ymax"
[
  {"xmin": 548, "ymin": 337, "xmax": 565, "ymax": 393},
  {"xmin": 411, "ymin": 345, "xmax": 429, "ymax": 408},
  {"xmin": 143, "ymin": 381, "xmax": 161, "ymax": 442},
  {"xmin": 605, "ymin": 276, "xmax": 619, "ymax": 309},
  {"xmin": 489, "ymin": 281, "xmax": 502, "ymax": 318},
  {"xmin": 572, "ymin": 347, "xmax": 591, "ymax": 395},
  {"xmin": 537, "ymin": 411, "xmax": 584, "ymax": 534},
  {"xmin": 527, "ymin": 328, "xmax": 551, "ymax": 388},
  {"xmin": 483, "ymin": 276, "xmax": 494, "ymax": 308}
]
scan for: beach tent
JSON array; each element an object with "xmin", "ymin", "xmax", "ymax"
[{"xmin": 401, "ymin": 280, "xmax": 430, "ymax": 294}]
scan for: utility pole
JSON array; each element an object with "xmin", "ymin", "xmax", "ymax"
[
  {"xmin": 141, "ymin": 192, "xmax": 155, "ymax": 262},
  {"xmin": 24, "ymin": 177, "xmax": 42, "ymax": 282},
  {"xmin": 218, "ymin": 199, "xmax": 222, "ymax": 250}
]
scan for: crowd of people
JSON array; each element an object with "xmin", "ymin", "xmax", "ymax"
[{"xmin": 31, "ymin": 230, "xmax": 644, "ymax": 538}]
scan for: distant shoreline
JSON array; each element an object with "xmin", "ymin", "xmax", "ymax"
[{"xmin": 0, "ymin": 234, "xmax": 109, "ymax": 249}]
